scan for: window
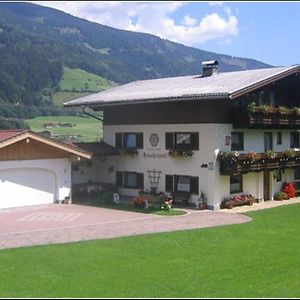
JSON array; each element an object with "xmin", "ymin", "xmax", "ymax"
[
  {"xmin": 116, "ymin": 171, "xmax": 144, "ymax": 189},
  {"xmin": 230, "ymin": 175, "xmax": 243, "ymax": 194},
  {"xmin": 276, "ymin": 169, "xmax": 282, "ymax": 182},
  {"xmin": 277, "ymin": 132, "xmax": 282, "ymax": 145},
  {"xmin": 231, "ymin": 132, "xmax": 244, "ymax": 151},
  {"xmin": 290, "ymin": 132, "xmax": 300, "ymax": 148},
  {"xmin": 165, "ymin": 132, "xmax": 199, "ymax": 150},
  {"xmin": 115, "ymin": 133, "xmax": 143, "ymax": 149},
  {"xmin": 294, "ymin": 168, "xmax": 300, "ymax": 180},
  {"xmin": 176, "ymin": 176, "xmax": 190, "ymax": 192},
  {"xmin": 165, "ymin": 175, "xmax": 199, "ymax": 194},
  {"xmin": 264, "ymin": 132, "xmax": 273, "ymax": 152}
]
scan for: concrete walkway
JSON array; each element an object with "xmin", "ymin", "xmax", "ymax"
[
  {"xmin": 0, "ymin": 204, "xmax": 251, "ymax": 250},
  {"xmin": 221, "ymin": 197, "xmax": 300, "ymax": 213}
]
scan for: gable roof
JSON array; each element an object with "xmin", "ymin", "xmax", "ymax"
[
  {"xmin": 64, "ymin": 65, "xmax": 300, "ymax": 108},
  {"xmin": 0, "ymin": 130, "xmax": 25, "ymax": 142},
  {"xmin": 0, "ymin": 130, "xmax": 92, "ymax": 159}
]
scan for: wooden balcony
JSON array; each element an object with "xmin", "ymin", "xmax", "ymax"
[
  {"xmin": 232, "ymin": 107, "xmax": 300, "ymax": 129},
  {"xmin": 219, "ymin": 151, "xmax": 300, "ymax": 175}
]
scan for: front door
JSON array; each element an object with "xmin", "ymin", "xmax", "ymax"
[{"xmin": 263, "ymin": 171, "xmax": 270, "ymax": 201}]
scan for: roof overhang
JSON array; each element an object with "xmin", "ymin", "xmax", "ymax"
[
  {"xmin": 63, "ymin": 65, "xmax": 300, "ymax": 109},
  {"xmin": 65, "ymin": 93, "xmax": 231, "ymax": 109},
  {"xmin": 230, "ymin": 65, "xmax": 300, "ymax": 99},
  {"xmin": 0, "ymin": 131, "xmax": 92, "ymax": 159}
]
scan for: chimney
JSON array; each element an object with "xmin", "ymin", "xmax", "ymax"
[{"xmin": 202, "ymin": 60, "xmax": 219, "ymax": 77}]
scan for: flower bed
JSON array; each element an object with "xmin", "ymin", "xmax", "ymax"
[
  {"xmin": 220, "ymin": 194, "xmax": 258, "ymax": 209},
  {"xmin": 169, "ymin": 149, "xmax": 193, "ymax": 158}
]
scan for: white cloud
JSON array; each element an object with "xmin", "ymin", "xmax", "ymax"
[
  {"xmin": 31, "ymin": 1, "xmax": 239, "ymax": 47},
  {"xmin": 182, "ymin": 15, "xmax": 197, "ymax": 27}
]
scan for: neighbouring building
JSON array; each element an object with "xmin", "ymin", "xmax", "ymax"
[
  {"xmin": 64, "ymin": 61, "xmax": 300, "ymax": 210},
  {"xmin": 0, "ymin": 130, "xmax": 91, "ymax": 209}
]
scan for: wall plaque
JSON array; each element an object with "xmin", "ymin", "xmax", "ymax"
[{"xmin": 149, "ymin": 133, "xmax": 159, "ymax": 147}]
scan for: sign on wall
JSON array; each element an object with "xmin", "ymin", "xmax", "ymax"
[{"xmin": 149, "ymin": 133, "xmax": 159, "ymax": 147}]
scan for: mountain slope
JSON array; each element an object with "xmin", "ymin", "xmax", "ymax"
[{"xmin": 0, "ymin": 2, "xmax": 272, "ymax": 129}]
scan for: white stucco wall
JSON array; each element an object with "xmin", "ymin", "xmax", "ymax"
[
  {"xmin": 98, "ymin": 123, "xmax": 300, "ymax": 209},
  {"xmin": 103, "ymin": 123, "xmax": 234, "ymax": 208},
  {"xmin": 72, "ymin": 157, "xmax": 116, "ymax": 185},
  {"xmin": 0, "ymin": 158, "xmax": 71, "ymax": 203}
]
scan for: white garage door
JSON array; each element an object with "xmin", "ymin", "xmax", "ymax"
[{"xmin": 0, "ymin": 168, "xmax": 55, "ymax": 209}]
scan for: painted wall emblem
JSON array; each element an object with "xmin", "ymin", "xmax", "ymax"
[{"xmin": 149, "ymin": 133, "xmax": 159, "ymax": 147}]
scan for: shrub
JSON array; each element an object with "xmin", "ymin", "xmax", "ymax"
[
  {"xmin": 217, "ymin": 151, "xmax": 239, "ymax": 161},
  {"xmin": 283, "ymin": 182, "xmax": 296, "ymax": 198},
  {"xmin": 274, "ymin": 191, "xmax": 288, "ymax": 201},
  {"xmin": 161, "ymin": 198, "xmax": 173, "ymax": 211},
  {"xmin": 169, "ymin": 149, "xmax": 193, "ymax": 158},
  {"xmin": 246, "ymin": 151, "xmax": 261, "ymax": 162},
  {"xmin": 278, "ymin": 106, "xmax": 289, "ymax": 115},
  {"xmin": 220, "ymin": 194, "xmax": 257, "ymax": 209},
  {"xmin": 294, "ymin": 107, "xmax": 300, "ymax": 115},
  {"xmin": 266, "ymin": 150, "xmax": 277, "ymax": 159},
  {"xmin": 258, "ymin": 104, "xmax": 272, "ymax": 114},
  {"xmin": 101, "ymin": 191, "xmax": 114, "ymax": 204},
  {"xmin": 284, "ymin": 149, "xmax": 296, "ymax": 158},
  {"xmin": 247, "ymin": 102, "xmax": 257, "ymax": 114},
  {"xmin": 133, "ymin": 196, "xmax": 148, "ymax": 208}
]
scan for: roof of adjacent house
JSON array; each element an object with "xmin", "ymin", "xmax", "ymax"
[
  {"xmin": 0, "ymin": 130, "xmax": 25, "ymax": 142},
  {"xmin": 73, "ymin": 141, "xmax": 119, "ymax": 156},
  {"xmin": 0, "ymin": 130, "xmax": 92, "ymax": 159},
  {"xmin": 64, "ymin": 65, "xmax": 300, "ymax": 108}
]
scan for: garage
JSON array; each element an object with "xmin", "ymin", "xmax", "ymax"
[
  {"xmin": 0, "ymin": 130, "xmax": 92, "ymax": 209},
  {"xmin": 0, "ymin": 168, "xmax": 56, "ymax": 209}
]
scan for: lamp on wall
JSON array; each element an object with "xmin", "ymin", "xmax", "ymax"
[{"xmin": 26, "ymin": 138, "xmax": 30, "ymax": 144}]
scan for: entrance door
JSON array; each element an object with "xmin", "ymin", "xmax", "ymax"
[{"xmin": 263, "ymin": 171, "xmax": 270, "ymax": 201}]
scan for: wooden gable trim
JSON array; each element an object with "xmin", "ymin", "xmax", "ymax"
[
  {"xmin": 0, "ymin": 131, "xmax": 92, "ymax": 159},
  {"xmin": 230, "ymin": 66, "xmax": 300, "ymax": 100}
]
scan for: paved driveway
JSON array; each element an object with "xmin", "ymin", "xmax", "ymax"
[{"xmin": 0, "ymin": 204, "xmax": 251, "ymax": 250}]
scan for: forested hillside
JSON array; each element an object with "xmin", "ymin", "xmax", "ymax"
[{"xmin": 0, "ymin": 2, "xmax": 272, "ymax": 129}]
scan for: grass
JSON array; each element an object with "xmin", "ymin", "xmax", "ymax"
[
  {"xmin": 26, "ymin": 115, "xmax": 102, "ymax": 142},
  {"xmin": 59, "ymin": 67, "xmax": 115, "ymax": 93},
  {"xmin": 52, "ymin": 91, "xmax": 92, "ymax": 107},
  {"xmin": 1, "ymin": 204, "xmax": 300, "ymax": 298},
  {"xmin": 153, "ymin": 209, "xmax": 187, "ymax": 216}
]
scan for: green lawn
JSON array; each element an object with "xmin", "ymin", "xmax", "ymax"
[
  {"xmin": 26, "ymin": 115, "xmax": 102, "ymax": 142},
  {"xmin": 59, "ymin": 67, "xmax": 115, "ymax": 92},
  {"xmin": 52, "ymin": 91, "xmax": 92, "ymax": 107},
  {"xmin": 1, "ymin": 205, "xmax": 300, "ymax": 298}
]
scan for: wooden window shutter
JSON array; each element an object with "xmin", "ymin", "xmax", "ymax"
[
  {"xmin": 191, "ymin": 132, "xmax": 199, "ymax": 150},
  {"xmin": 116, "ymin": 171, "xmax": 123, "ymax": 187},
  {"xmin": 190, "ymin": 176, "xmax": 199, "ymax": 195},
  {"xmin": 136, "ymin": 133, "xmax": 144, "ymax": 149},
  {"xmin": 137, "ymin": 173, "xmax": 144, "ymax": 189},
  {"xmin": 165, "ymin": 174, "xmax": 174, "ymax": 192},
  {"xmin": 115, "ymin": 133, "xmax": 122, "ymax": 148},
  {"xmin": 165, "ymin": 132, "xmax": 174, "ymax": 150}
]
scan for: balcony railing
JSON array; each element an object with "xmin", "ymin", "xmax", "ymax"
[
  {"xmin": 232, "ymin": 106, "xmax": 300, "ymax": 129},
  {"xmin": 219, "ymin": 150, "xmax": 300, "ymax": 175}
]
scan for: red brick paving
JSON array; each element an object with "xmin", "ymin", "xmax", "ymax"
[{"xmin": 0, "ymin": 204, "xmax": 251, "ymax": 250}]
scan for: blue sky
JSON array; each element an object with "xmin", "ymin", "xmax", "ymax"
[{"xmin": 32, "ymin": 1, "xmax": 300, "ymax": 66}]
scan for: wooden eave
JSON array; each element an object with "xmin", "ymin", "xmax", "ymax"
[
  {"xmin": 230, "ymin": 66, "xmax": 300, "ymax": 100},
  {"xmin": 0, "ymin": 131, "xmax": 92, "ymax": 159}
]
